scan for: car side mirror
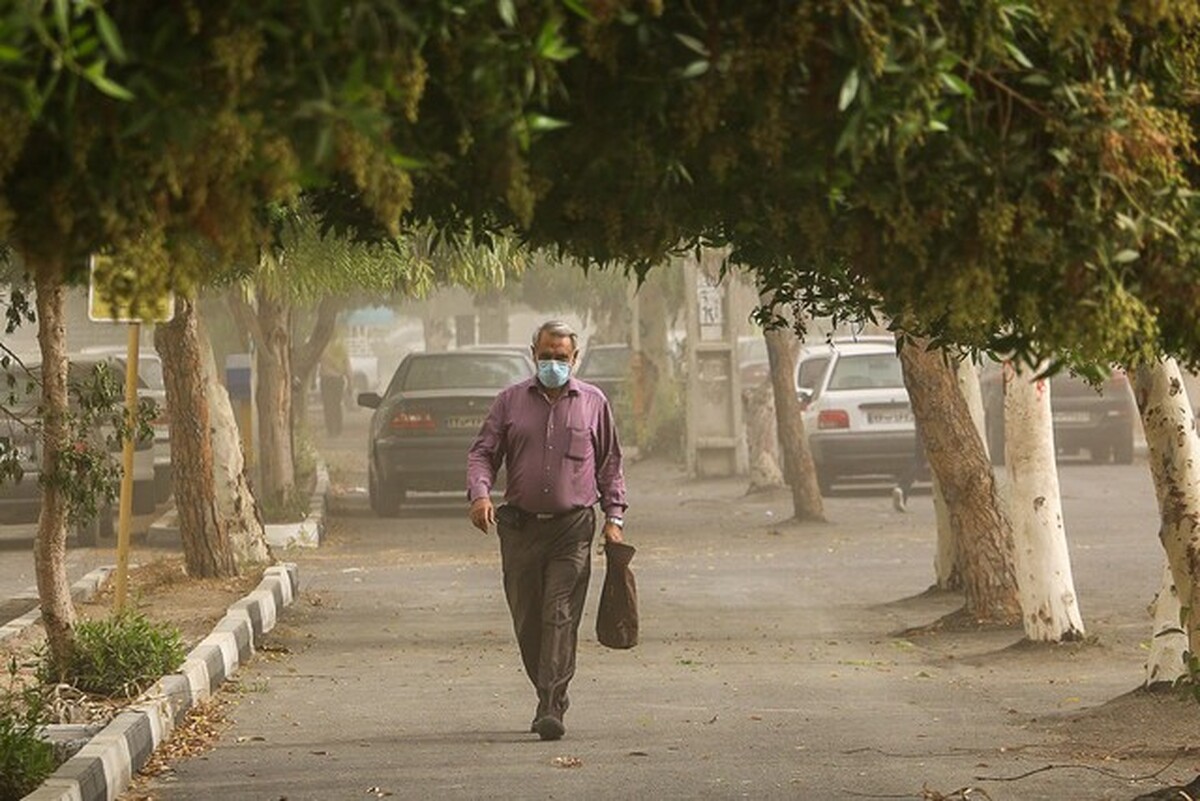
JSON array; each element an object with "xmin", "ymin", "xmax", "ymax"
[
  {"xmin": 796, "ymin": 387, "xmax": 814, "ymax": 409},
  {"xmin": 357, "ymin": 392, "xmax": 382, "ymax": 409}
]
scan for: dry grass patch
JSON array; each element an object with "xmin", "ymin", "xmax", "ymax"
[{"xmin": 80, "ymin": 555, "xmax": 265, "ymax": 646}]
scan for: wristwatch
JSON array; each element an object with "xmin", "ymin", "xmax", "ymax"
[{"xmin": 606, "ymin": 516, "xmax": 624, "ymax": 529}]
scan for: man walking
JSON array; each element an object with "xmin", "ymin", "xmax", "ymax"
[{"xmin": 467, "ymin": 320, "xmax": 628, "ymax": 741}]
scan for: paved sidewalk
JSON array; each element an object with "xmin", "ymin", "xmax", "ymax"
[{"xmin": 136, "ymin": 455, "xmax": 1195, "ymax": 800}]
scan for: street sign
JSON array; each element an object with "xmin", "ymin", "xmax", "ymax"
[{"xmin": 88, "ymin": 254, "xmax": 176, "ymax": 324}]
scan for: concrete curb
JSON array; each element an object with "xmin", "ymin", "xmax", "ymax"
[
  {"xmin": 264, "ymin": 461, "xmax": 328, "ymax": 549},
  {"xmin": 22, "ymin": 563, "xmax": 300, "ymax": 801},
  {"xmin": 0, "ymin": 567, "xmax": 115, "ymax": 642}
]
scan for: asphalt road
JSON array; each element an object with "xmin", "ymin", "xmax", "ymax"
[
  {"xmin": 123, "ymin": 410, "xmax": 1199, "ymax": 801},
  {"xmin": 0, "ymin": 507, "xmax": 167, "ymax": 623}
]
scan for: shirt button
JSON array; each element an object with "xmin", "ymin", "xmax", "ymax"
[{"xmin": 543, "ymin": 488, "xmax": 549, "ymax": 494}]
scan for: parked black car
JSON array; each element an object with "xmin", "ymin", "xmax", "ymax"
[
  {"xmin": 357, "ymin": 350, "xmax": 534, "ymax": 516},
  {"xmin": 980, "ymin": 363, "xmax": 1137, "ymax": 465}
]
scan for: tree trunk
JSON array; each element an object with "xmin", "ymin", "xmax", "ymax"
[
  {"xmin": 932, "ymin": 358, "xmax": 988, "ymax": 592},
  {"xmin": 1146, "ymin": 561, "xmax": 1187, "ymax": 687},
  {"xmin": 899, "ymin": 340, "xmax": 1021, "ymax": 625},
  {"xmin": 200, "ymin": 323, "xmax": 271, "ymax": 569},
  {"xmin": 743, "ymin": 380, "xmax": 785, "ymax": 493},
  {"xmin": 155, "ymin": 296, "xmax": 239, "ymax": 578},
  {"xmin": 1003, "ymin": 362, "xmax": 1085, "ymax": 641},
  {"xmin": 32, "ymin": 261, "xmax": 76, "ymax": 668},
  {"xmin": 1132, "ymin": 358, "xmax": 1200, "ymax": 668},
  {"xmin": 764, "ymin": 326, "xmax": 824, "ymax": 522},
  {"xmin": 291, "ymin": 297, "xmax": 343, "ymax": 435},
  {"xmin": 255, "ymin": 290, "xmax": 296, "ymax": 509}
]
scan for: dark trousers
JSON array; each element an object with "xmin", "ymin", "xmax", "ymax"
[{"xmin": 497, "ymin": 507, "xmax": 595, "ymax": 720}]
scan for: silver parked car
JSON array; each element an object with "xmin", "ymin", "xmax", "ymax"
[
  {"xmin": 357, "ymin": 350, "xmax": 534, "ymax": 515},
  {"xmin": 795, "ymin": 337, "xmax": 920, "ymax": 494}
]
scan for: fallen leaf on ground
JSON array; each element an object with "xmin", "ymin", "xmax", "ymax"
[{"xmin": 552, "ymin": 756, "xmax": 583, "ymax": 768}]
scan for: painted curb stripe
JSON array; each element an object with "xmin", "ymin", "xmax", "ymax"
[
  {"xmin": 212, "ymin": 614, "xmax": 255, "ymax": 662},
  {"xmin": 246, "ymin": 589, "xmax": 278, "ymax": 634},
  {"xmin": 258, "ymin": 574, "xmax": 286, "ymax": 609},
  {"xmin": 197, "ymin": 630, "xmax": 240, "ymax": 679},
  {"xmin": 227, "ymin": 597, "xmax": 265, "ymax": 641},
  {"xmin": 23, "ymin": 559, "xmax": 304, "ymax": 800},
  {"xmin": 179, "ymin": 657, "xmax": 211, "ymax": 705}
]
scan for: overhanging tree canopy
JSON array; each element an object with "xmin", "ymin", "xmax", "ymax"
[{"xmin": 401, "ymin": 1, "xmax": 1200, "ymax": 370}]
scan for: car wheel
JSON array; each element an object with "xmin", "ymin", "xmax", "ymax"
[
  {"xmin": 816, "ymin": 470, "xmax": 835, "ymax": 496},
  {"xmin": 368, "ymin": 458, "xmax": 402, "ymax": 517},
  {"xmin": 1113, "ymin": 429, "xmax": 1135, "ymax": 464}
]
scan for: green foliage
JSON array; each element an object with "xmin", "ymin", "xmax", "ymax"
[
  {"xmin": 39, "ymin": 611, "xmax": 185, "ymax": 699},
  {"xmin": 0, "ymin": 658, "xmax": 55, "ymax": 800}
]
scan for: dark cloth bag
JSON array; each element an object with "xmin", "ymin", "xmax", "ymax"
[{"xmin": 596, "ymin": 541, "xmax": 639, "ymax": 649}]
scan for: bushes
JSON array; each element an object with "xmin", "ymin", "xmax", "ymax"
[
  {"xmin": 40, "ymin": 612, "xmax": 185, "ymax": 699},
  {"xmin": 0, "ymin": 660, "xmax": 55, "ymax": 801}
]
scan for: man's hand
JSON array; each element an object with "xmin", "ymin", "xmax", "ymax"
[
  {"xmin": 602, "ymin": 521, "xmax": 624, "ymax": 545},
  {"xmin": 469, "ymin": 497, "xmax": 495, "ymax": 534}
]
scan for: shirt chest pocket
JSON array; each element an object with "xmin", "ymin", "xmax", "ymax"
[{"xmin": 565, "ymin": 426, "xmax": 591, "ymax": 461}]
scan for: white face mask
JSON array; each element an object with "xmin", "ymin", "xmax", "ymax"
[{"xmin": 537, "ymin": 359, "xmax": 571, "ymax": 388}]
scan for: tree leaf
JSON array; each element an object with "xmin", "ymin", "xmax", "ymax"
[
  {"xmin": 838, "ymin": 68, "xmax": 859, "ymax": 112},
  {"xmin": 939, "ymin": 72, "xmax": 972, "ymax": 97},
  {"xmin": 497, "ymin": 0, "xmax": 516, "ymax": 28},
  {"xmin": 1113, "ymin": 249, "xmax": 1140, "ymax": 264},
  {"xmin": 674, "ymin": 33, "xmax": 710, "ymax": 57},
  {"xmin": 681, "ymin": 59, "xmax": 709, "ymax": 79},
  {"xmin": 1005, "ymin": 42, "xmax": 1033, "ymax": 69},
  {"xmin": 527, "ymin": 113, "xmax": 569, "ymax": 132},
  {"xmin": 560, "ymin": 0, "xmax": 595, "ymax": 22},
  {"xmin": 94, "ymin": 9, "xmax": 126, "ymax": 62}
]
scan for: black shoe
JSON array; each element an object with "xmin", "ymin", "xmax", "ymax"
[
  {"xmin": 530, "ymin": 718, "xmax": 538, "ymax": 733},
  {"xmin": 534, "ymin": 716, "xmax": 565, "ymax": 741}
]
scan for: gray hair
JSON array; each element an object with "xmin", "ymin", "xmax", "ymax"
[{"xmin": 531, "ymin": 320, "xmax": 579, "ymax": 352}]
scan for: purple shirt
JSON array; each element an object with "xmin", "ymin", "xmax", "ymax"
[{"xmin": 467, "ymin": 376, "xmax": 627, "ymax": 517}]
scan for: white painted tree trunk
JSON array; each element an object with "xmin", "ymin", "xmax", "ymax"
[
  {"xmin": 1132, "ymin": 358, "xmax": 1200, "ymax": 673},
  {"xmin": 1146, "ymin": 562, "xmax": 1187, "ymax": 687},
  {"xmin": 202, "ymin": 332, "xmax": 271, "ymax": 568},
  {"xmin": 1004, "ymin": 363, "xmax": 1085, "ymax": 641}
]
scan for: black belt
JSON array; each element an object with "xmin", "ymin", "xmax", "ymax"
[{"xmin": 499, "ymin": 505, "xmax": 588, "ymax": 528}]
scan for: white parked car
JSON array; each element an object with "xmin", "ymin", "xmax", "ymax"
[
  {"xmin": 81, "ymin": 347, "xmax": 172, "ymax": 504},
  {"xmin": 794, "ymin": 337, "xmax": 921, "ymax": 494}
]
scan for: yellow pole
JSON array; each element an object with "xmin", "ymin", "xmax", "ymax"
[{"xmin": 114, "ymin": 322, "xmax": 140, "ymax": 613}]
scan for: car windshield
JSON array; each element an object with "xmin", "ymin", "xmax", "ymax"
[
  {"xmin": 399, "ymin": 354, "xmax": 530, "ymax": 392},
  {"xmin": 580, "ymin": 347, "xmax": 629, "ymax": 377},
  {"xmin": 827, "ymin": 353, "xmax": 905, "ymax": 390}
]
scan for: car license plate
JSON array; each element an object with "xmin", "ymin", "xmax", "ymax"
[
  {"xmin": 1053, "ymin": 411, "xmax": 1090, "ymax": 423},
  {"xmin": 444, "ymin": 415, "xmax": 485, "ymax": 430},
  {"xmin": 867, "ymin": 410, "xmax": 913, "ymax": 424}
]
